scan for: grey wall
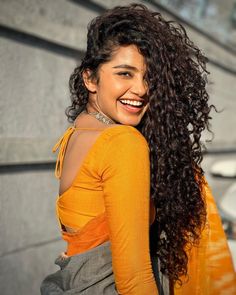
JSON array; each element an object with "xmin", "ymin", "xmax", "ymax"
[{"xmin": 0, "ymin": 1, "xmax": 235, "ymax": 294}]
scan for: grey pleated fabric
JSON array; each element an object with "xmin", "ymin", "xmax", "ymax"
[
  {"xmin": 40, "ymin": 241, "xmax": 118, "ymax": 295},
  {"xmin": 41, "ymin": 241, "xmax": 168, "ymax": 295}
]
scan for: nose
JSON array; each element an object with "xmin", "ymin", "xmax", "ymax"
[{"xmin": 130, "ymin": 76, "xmax": 148, "ymax": 98}]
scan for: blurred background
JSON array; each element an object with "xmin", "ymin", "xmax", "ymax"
[{"xmin": 0, "ymin": 0, "xmax": 235, "ymax": 294}]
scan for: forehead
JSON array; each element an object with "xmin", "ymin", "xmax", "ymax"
[{"xmin": 101, "ymin": 45, "xmax": 147, "ymax": 73}]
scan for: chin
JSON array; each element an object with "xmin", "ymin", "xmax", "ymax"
[{"xmin": 117, "ymin": 117, "xmax": 142, "ymax": 127}]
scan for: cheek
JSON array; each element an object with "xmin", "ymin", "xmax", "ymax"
[
  {"xmin": 99, "ymin": 77, "xmax": 130, "ymax": 97},
  {"xmin": 111, "ymin": 78, "xmax": 130, "ymax": 94}
]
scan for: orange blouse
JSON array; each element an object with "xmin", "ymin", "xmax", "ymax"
[
  {"xmin": 53, "ymin": 125, "xmax": 158, "ymax": 295},
  {"xmin": 53, "ymin": 124, "xmax": 236, "ymax": 295}
]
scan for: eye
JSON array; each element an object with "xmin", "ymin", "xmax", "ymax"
[{"xmin": 117, "ymin": 71, "xmax": 133, "ymax": 78}]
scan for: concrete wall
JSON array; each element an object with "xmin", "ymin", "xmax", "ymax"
[{"xmin": 0, "ymin": 1, "xmax": 235, "ymax": 294}]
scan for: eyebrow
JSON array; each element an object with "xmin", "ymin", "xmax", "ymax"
[{"xmin": 112, "ymin": 64, "xmax": 138, "ymax": 71}]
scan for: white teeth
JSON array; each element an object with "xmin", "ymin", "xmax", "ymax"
[{"xmin": 119, "ymin": 99, "xmax": 143, "ymax": 106}]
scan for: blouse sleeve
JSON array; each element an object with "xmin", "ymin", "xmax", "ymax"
[{"xmin": 100, "ymin": 129, "xmax": 158, "ymax": 295}]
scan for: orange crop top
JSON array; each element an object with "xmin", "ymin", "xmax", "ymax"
[{"xmin": 52, "ymin": 124, "xmax": 158, "ymax": 295}]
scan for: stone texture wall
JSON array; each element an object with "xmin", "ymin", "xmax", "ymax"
[{"xmin": 0, "ymin": 1, "xmax": 235, "ymax": 294}]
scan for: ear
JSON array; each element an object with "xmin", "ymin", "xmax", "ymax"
[{"xmin": 82, "ymin": 69, "xmax": 97, "ymax": 93}]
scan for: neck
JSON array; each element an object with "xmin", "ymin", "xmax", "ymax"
[{"xmin": 82, "ymin": 108, "xmax": 117, "ymax": 125}]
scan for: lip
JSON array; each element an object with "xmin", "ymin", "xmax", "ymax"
[{"xmin": 118, "ymin": 100, "xmax": 143, "ymax": 114}]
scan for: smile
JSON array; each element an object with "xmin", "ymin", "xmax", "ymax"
[{"xmin": 119, "ymin": 99, "xmax": 144, "ymax": 108}]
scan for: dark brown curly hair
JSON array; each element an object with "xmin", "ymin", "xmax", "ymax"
[{"xmin": 66, "ymin": 3, "xmax": 216, "ymax": 285}]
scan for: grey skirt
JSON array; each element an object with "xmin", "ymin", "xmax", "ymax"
[{"xmin": 40, "ymin": 241, "xmax": 168, "ymax": 295}]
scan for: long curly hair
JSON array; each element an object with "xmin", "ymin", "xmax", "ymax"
[{"xmin": 66, "ymin": 4, "xmax": 216, "ymax": 284}]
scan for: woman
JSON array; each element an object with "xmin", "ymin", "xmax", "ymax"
[{"xmin": 41, "ymin": 4, "xmax": 236, "ymax": 295}]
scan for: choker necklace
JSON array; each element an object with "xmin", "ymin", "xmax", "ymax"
[{"xmin": 82, "ymin": 109, "xmax": 116, "ymax": 125}]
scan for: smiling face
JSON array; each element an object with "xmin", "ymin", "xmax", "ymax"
[{"xmin": 83, "ymin": 45, "xmax": 149, "ymax": 126}]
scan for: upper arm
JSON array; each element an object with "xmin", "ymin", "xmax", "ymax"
[{"xmin": 100, "ymin": 130, "xmax": 157, "ymax": 294}]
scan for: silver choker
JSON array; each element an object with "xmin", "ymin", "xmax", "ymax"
[{"xmin": 82, "ymin": 109, "xmax": 116, "ymax": 125}]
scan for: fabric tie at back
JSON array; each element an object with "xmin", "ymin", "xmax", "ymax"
[{"xmin": 52, "ymin": 126, "xmax": 76, "ymax": 179}]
